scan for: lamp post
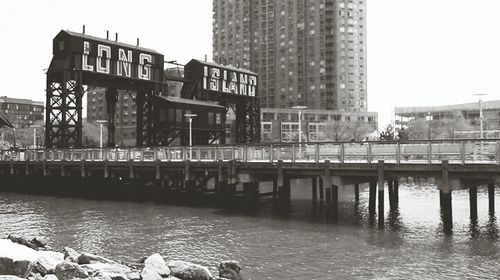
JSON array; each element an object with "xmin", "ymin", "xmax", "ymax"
[
  {"xmin": 95, "ymin": 120, "xmax": 107, "ymax": 149},
  {"xmin": 472, "ymin": 94, "xmax": 488, "ymax": 160},
  {"xmin": 292, "ymin": 105, "xmax": 307, "ymax": 158},
  {"xmin": 184, "ymin": 113, "xmax": 198, "ymax": 158}
]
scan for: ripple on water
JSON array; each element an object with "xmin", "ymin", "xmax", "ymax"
[{"xmin": 1, "ymin": 186, "xmax": 500, "ymax": 279}]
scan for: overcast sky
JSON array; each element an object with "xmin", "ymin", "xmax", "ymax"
[{"xmin": 1, "ymin": 0, "xmax": 499, "ymax": 129}]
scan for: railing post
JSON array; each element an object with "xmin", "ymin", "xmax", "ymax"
[
  {"xmin": 154, "ymin": 147, "xmax": 158, "ymax": 161},
  {"xmin": 367, "ymin": 143, "xmax": 372, "ymax": 164},
  {"xmin": 197, "ymin": 146, "xmax": 201, "ymax": 161},
  {"xmin": 340, "ymin": 143, "xmax": 345, "ymax": 164},
  {"xmin": 214, "ymin": 146, "xmax": 219, "ymax": 162},
  {"xmin": 292, "ymin": 144, "xmax": 296, "ymax": 163},
  {"xmin": 427, "ymin": 142, "xmax": 432, "ymax": 165},
  {"xmin": 244, "ymin": 145, "xmax": 249, "ymax": 162},
  {"xmin": 277, "ymin": 144, "xmax": 281, "ymax": 161},
  {"xmin": 461, "ymin": 141, "xmax": 466, "ymax": 165},
  {"xmin": 396, "ymin": 142, "xmax": 401, "ymax": 165},
  {"xmin": 139, "ymin": 148, "xmax": 144, "ymax": 162},
  {"xmin": 315, "ymin": 143, "xmax": 320, "ymax": 163},
  {"xmin": 270, "ymin": 145, "xmax": 274, "ymax": 163}
]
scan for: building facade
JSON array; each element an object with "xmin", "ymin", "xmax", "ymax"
[
  {"xmin": 395, "ymin": 100, "xmax": 500, "ymax": 138},
  {"xmin": 212, "ymin": 0, "xmax": 367, "ymax": 111},
  {"xmin": 0, "ymin": 96, "xmax": 44, "ymax": 128},
  {"xmin": 261, "ymin": 107, "xmax": 377, "ymax": 142},
  {"xmin": 86, "ymin": 88, "xmax": 137, "ymax": 146}
]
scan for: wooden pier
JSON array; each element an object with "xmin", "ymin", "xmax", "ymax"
[{"xmin": 1, "ymin": 139, "xmax": 499, "ymax": 232}]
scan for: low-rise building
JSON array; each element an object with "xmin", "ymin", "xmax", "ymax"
[
  {"xmin": 261, "ymin": 108, "xmax": 378, "ymax": 142},
  {"xmin": 0, "ymin": 96, "xmax": 44, "ymax": 129}
]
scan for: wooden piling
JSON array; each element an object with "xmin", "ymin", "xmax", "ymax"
[
  {"xmin": 388, "ymin": 180, "xmax": 394, "ymax": 208},
  {"xmin": 319, "ymin": 177, "xmax": 324, "ymax": 202},
  {"xmin": 488, "ymin": 183, "xmax": 495, "ymax": 214},
  {"xmin": 312, "ymin": 177, "xmax": 318, "ymax": 206},
  {"xmin": 369, "ymin": 181, "xmax": 376, "ymax": 218},
  {"xmin": 393, "ymin": 180, "xmax": 399, "ymax": 205},
  {"xmin": 332, "ymin": 185, "xmax": 339, "ymax": 223},
  {"xmin": 441, "ymin": 160, "xmax": 453, "ymax": 233},
  {"xmin": 325, "ymin": 187, "xmax": 332, "ymax": 218},
  {"xmin": 378, "ymin": 160, "xmax": 385, "ymax": 227},
  {"xmin": 469, "ymin": 186, "xmax": 478, "ymax": 221},
  {"xmin": 354, "ymin": 183, "xmax": 359, "ymax": 203}
]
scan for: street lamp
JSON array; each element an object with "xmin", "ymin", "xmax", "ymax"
[
  {"xmin": 292, "ymin": 105, "xmax": 307, "ymax": 159},
  {"xmin": 95, "ymin": 120, "xmax": 107, "ymax": 148},
  {"xmin": 184, "ymin": 113, "xmax": 198, "ymax": 147},
  {"xmin": 31, "ymin": 125, "xmax": 42, "ymax": 149},
  {"xmin": 472, "ymin": 94, "xmax": 488, "ymax": 139}
]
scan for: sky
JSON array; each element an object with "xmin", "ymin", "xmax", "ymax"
[{"xmin": 0, "ymin": 0, "xmax": 499, "ymax": 129}]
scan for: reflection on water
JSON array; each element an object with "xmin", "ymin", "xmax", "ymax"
[{"xmin": 1, "ymin": 182, "xmax": 500, "ymax": 279}]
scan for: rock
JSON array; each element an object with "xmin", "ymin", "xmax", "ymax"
[
  {"xmin": 125, "ymin": 272, "xmax": 141, "ymax": 280},
  {"xmin": 0, "ymin": 239, "xmax": 39, "ymax": 277},
  {"xmin": 218, "ymin": 260, "xmax": 242, "ymax": 280},
  {"xmin": 62, "ymin": 247, "xmax": 80, "ymax": 263},
  {"xmin": 7, "ymin": 234, "xmax": 38, "ymax": 250},
  {"xmin": 31, "ymin": 237, "xmax": 49, "ymax": 248},
  {"xmin": 79, "ymin": 262, "xmax": 131, "ymax": 280},
  {"xmin": 167, "ymin": 260, "xmax": 214, "ymax": 280},
  {"xmin": 0, "ymin": 276, "xmax": 26, "ymax": 280},
  {"xmin": 143, "ymin": 253, "xmax": 170, "ymax": 277},
  {"xmin": 77, "ymin": 252, "xmax": 118, "ymax": 265},
  {"xmin": 140, "ymin": 268, "xmax": 163, "ymax": 280},
  {"xmin": 42, "ymin": 275, "xmax": 58, "ymax": 280},
  {"xmin": 33, "ymin": 251, "xmax": 64, "ymax": 275},
  {"xmin": 54, "ymin": 261, "xmax": 89, "ymax": 280}
]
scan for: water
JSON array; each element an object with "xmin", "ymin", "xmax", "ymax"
[{"xmin": 1, "ymin": 183, "xmax": 499, "ymax": 279}]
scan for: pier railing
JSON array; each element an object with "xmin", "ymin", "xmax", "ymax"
[{"xmin": 1, "ymin": 139, "xmax": 500, "ymax": 165}]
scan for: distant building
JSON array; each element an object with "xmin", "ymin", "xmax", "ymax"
[
  {"xmin": 261, "ymin": 108, "xmax": 377, "ymax": 142},
  {"xmin": 0, "ymin": 96, "xmax": 44, "ymax": 128},
  {"xmin": 86, "ymin": 88, "xmax": 137, "ymax": 146},
  {"xmin": 395, "ymin": 100, "xmax": 500, "ymax": 138},
  {"xmin": 213, "ymin": 0, "xmax": 367, "ymax": 111}
]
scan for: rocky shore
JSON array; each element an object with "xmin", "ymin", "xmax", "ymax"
[{"xmin": 0, "ymin": 235, "xmax": 243, "ymax": 280}]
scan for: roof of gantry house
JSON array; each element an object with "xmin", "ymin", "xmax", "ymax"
[
  {"xmin": 57, "ymin": 30, "xmax": 162, "ymax": 55},
  {"xmin": 395, "ymin": 100, "xmax": 500, "ymax": 116}
]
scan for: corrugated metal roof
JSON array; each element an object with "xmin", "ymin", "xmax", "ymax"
[
  {"xmin": 154, "ymin": 96, "xmax": 224, "ymax": 109},
  {"xmin": 189, "ymin": 59, "xmax": 257, "ymax": 75},
  {"xmin": 61, "ymin": 30, "xmax": 161, "ymax": 54}
]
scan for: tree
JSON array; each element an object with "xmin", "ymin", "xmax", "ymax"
[{"xmin": 379, "ymin": 124, "xmax": 396, "ymax": 141}]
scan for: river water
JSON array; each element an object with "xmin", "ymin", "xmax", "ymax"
[{"xmin": 1, "ymin": 182, "xmax": 499, "ymax": 279}]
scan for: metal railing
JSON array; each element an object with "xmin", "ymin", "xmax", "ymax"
[{"xmin": 1, "ymin": 139, "xmax": 500, "ymax": 165}]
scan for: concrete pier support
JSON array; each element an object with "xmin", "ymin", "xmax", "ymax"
[
  {"xmin": 488, "ymin": 183, "xmax": 495, "ymax": 214},
  {"xmin": 216, "ymin": 161, "xmax": 226, "ymax": 194},
  {"xmin": 378, "ymin": 160, "xmax": 385, "ymax": 228},
  {"xmin": 226, "ymin": 160, "xmax": 237, "ymax": 196},
  {"xmin": 469, "ymin": 186, "xmax": 478, "ymax": 221},
  {"xmin": 325, "ymin": 187, "xmax": 332, "ymax": 218},
  {"xmin": 388, "ymin": 180, "xmax": 394, "ymax": 209},
  {"xmin": 441, "ymin": 160, "xmax": 453, "ymax": 233}
]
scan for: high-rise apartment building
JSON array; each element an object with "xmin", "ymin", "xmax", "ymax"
[{"xmin": 213, "ymin": 0, "xmax": 367, "ymax": 111}]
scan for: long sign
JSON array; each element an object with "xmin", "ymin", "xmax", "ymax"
[
  {"xmin": 202, "ymin": 65, "xmax": 257, "ymax": 97},
  {"xmin": 77, "ymin": 40, "xmax": 160, "ymax": 81}
]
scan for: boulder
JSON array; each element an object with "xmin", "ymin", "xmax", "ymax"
[
  {"xmin": 0, "ymin": 239, "xmax": 39, "ymax": 277},
  {"xmin": 54, "ymin": 261, "xmax": 88, "ymax": 280},
  {"xmin": 31, "ymin": 237, "xmax": 49, "ymax": 248},
  {"xmin": 139, "ymin": 268, "xmax": 163, "ymax": 280},
  {"xmin": 79, "ymin": 262, "xmax": 131, "ymax": 280},
  {"xmin": 42, "ymin": 275, "xmax": 58, "ymax": 280},
  {"xmin": 33, "ymin": 251, "xmax": 64, "ymax": 275},
  {"xmin": 218, "ymin": 261, "xmax": 242, "ymax": 280},
  {"xmin": 7, "ymin": 235, "xmax": 38, "ymax": 250},
  {"xmin": 143, "ymin": 253, "xmax": 170, "ymax": 277},
  {"xmin": 167, "ymin": 260, "xmax": 214, "ymax": 280},
  {"xmin": 125, "ymin": 272, "xmax": 141, "ymax": 280},
  {"xmin": 62, "ymin": 247, "xmax": 80, "ymax": 263},
  {"xmin": 77, "ymin": 252, "xmax": 118, "ymax": 265}
]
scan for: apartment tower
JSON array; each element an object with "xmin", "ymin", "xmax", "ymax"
[{"xmin": 212, "ymin": 0, "xmax": 367, "ymax": 111}]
